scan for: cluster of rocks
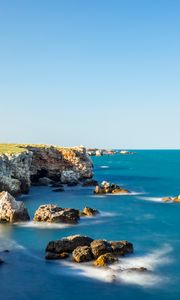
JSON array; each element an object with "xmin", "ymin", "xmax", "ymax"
[
  {"xmin": 0, "ymin": 191, "xmax": 99, "ymax": 224},
  {"xmin": 94, "ymin": 181, "xmax": 130, "ymax": 195},
  {"xmin": 162, "ymin": 195, "xmax": 180, "ymax": 203},
  {"xmin": 0, "ymin": 191, "xmax": 30, "ymax": 223},
  {"xmin": 0, "ymin": 145, "xmax": 93, "ymax": 196},
  {"xmin": 34, "ymin": 205, "xmax": 99, "ymax": 224},
  {"xmin": 45, "ymin": 234, "xmax": 133, "ymax": 267}
]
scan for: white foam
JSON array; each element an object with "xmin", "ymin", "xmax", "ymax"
[
  {"xmin": 60, "ymin": 244, "xmax": 172, "ymax": 288},
  {"xmin": 138, "ymin": 196, "xmax": 173, "ymax": 203},
  {"xmin": 17, "ymin": 221, "xmax": 73, "ymax": 229},
  {"xmin": 0, "ymin": 238, "xmax": 25, "ymax": 251},
  {"xmin": 100, "ymin": 166, "xmax": 109, "ymax": 169}
]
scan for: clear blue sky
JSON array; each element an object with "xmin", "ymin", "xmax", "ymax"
[{"xmin": 0, "ymin": 0, "xmax": 180, "ymax": 149}]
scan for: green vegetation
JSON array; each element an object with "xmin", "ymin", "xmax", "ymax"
[{"xmin": 0, "ymin": 144, "xmax": 51, "ymax": 154}]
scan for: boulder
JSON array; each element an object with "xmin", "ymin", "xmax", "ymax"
[
  {"xmin": 90, "ymin": 240, "xmax": 113, "ymax": 258},
  {"xmin": 82, "ymin": 179, "xmax": 98, "ymax": 187},
  {"xmin": 94, "ymin": 253, "xmax": 117, "ymax": 267},
  {"xmin": 0, "ymin": 258, "xmax": 4, "ymax": 264},
  {"xmin": 0, "ymin": 191, "xmax": 30, "ymax": 223},
  {"xmin": 162, "ymin": 197, "xmax": 174, "ymax": 202},
  {"xmin": 45, "ymin": 235, "xmax": 94, "ymax": 258},
  {"xmin": 61, "ymin": 171, "xmax": 79, "ymax": 185},
  {"xmin": 173, "ymin": 195, "xmax": 180, "ymax": 202},
  {"xmin": 34, "ymin": 205, "xmax": 79, "ymax": 224},
  {"xmin": 72, "ymin": 246, "xmax": 93, "ymax": 262},
  {"xmin": 38, "ymin": 177, "xmax": 53, "ymax": 186},
  {"xmin": 94, "ymin": 181, "xmax": 129, "ymax": 195},
  {"xmin": 81, "ymin": 207, "xmax": 99, "ymax": 216},
  {"xmin": 110, "ymin": 241, "xmax": 134, "ymax": 256}
]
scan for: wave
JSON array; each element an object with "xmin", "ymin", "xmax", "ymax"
[
  {"xmin": 60, "ymin": 244, "xmax": 172, "ymax": 288},
  {"xmin": 100, "ymin": 166, "xmax": 109, "ymax": 169},
  {"xmin": 0, "ymin": 238, "xmax": 25, "ymax": 252},
  {"xmin": 16, "ymin": 221, "xmax": 74, "ymax": 229},
  {"xmin": 138, "ymin": 196, "xmax": 173, "ymax": 203}
]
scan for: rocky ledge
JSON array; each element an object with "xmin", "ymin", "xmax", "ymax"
[
  {"xmin": 45, "ymin": 234, "xmax": 133, "ymax": 266},
  {"xmin": 0, "ymin": 145, "xmax": 93, "ymax": 195},
  {"xmin": 94, "ymin": 181, "xmax": 130, "ymax": 195},
  {"xmin": 34, "ymin": 205, "xmax": 99, "ymax": 224},
  {"xmin": 0, "ymin": 191, "xmax": 30, "ymax": 223}
]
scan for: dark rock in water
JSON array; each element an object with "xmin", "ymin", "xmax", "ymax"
[
  {"xmin": 38, "ymin": 177, "xmax": 53, "ymax": 186},
  {"xmin": 72, "ymin": 246, "xmax": 93, "ymax": 263},
  {"xmin": 82, "ymin": 179, "xmax": 98, "ymax": 187},
  {"xmin": 67, "ymin": 182, "xmax": 78, "ymax": 187},
  {"xmin": 45, "ymin": 252, "xmax": 69, "ymax": 260},
  {"xmin": 2, "ymin": 250, "xmax": 10, "ymax": 253},
  {"xmin": 0, "ymin": 258, "xmax": 4, "ymax": 264},
  {"xmin": 110, "ymin": 241, "xmax": 134, "ymax": 256},
  {"xmin": 0, "ymin": 191, "xmax": 30, "ymax": 223},
  {"xmin": 94, "ymin": 181, "xmax": 130, "ymax": 195},
  {"xmin": 80, "ymin": 207, "xmax": 99, "ymax": 216},
  {"xmin": 94, "ymin": 253, "xmax": 117, "ymax": 267},
  {"xmin": 34, "ymin": 205, "xmax": 79, "ymax": 224},
  {"xmin": 90, "ymin": 240, "xmax": 113, "ymax": 258},
  {"xmin": 51, "ymin": 182, "xmax": 64, "ymax": 188},
  {"xmin": 126, "ymin": 267, "xmax": 148, "ymax": 272},
  {"xmin": 45, "ymin": 235, "xmax": 94, "ymax": 258},
  {"xmin": 52, "ymin": 188, "xmax": 65, "ymax": 192}
]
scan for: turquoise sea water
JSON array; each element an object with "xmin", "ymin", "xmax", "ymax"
[{"xmin": 0, "ymin": 150, "xmax": 180, "ymax": 300}]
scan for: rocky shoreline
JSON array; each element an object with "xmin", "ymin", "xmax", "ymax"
[{"xmin": 0, "ymin": 145, "xmax": 93, "ymax": 196}]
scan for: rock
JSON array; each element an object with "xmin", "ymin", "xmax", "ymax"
[
  {"xmin": 72, "ymin": 246, "xmax": 93, "ymax": 263},
  {"xmin": 61, "ymin": 170, "xmax": 79, "ymax": 185},
  {"xmin": 94, "ymin": 181, "xmax": 130, "ymax": 195},
  {"xmin": 52, "ymin": 188, "xmax": 65, "ymax": 192},
  {"xmin": 82, "ymin": 179, "xmax": 98, "ymax": 187},
  {"xmin": 38, "ymin": 177, "xmax": 53, "ymax": 186},
  {"xmin": 0, "ymin": 145, "xmax": 93, "ymax": 196},
  {"xmin": 110, "ymin": 241, "xmax": 134, "ymax": 256},
  {"xmin": 94, "ymin": 253, "xmax": 117, "ymax": 267},
  {"xmin": 125, "ymin": 267, "xmax": 148, "ymax": 272},
  {"xmin": 0, "ymin": 191, "xmax": 30, "ymax": 223},
  {"xmin": 51, "ymin": 182, "xmax": 64, "ymax": 188},
  {"xmin": 45, "ymin": 252, "xmax": 69, "ymax": 260},
  {"xmin": 173, "ymin": 195, "xmax": 180, "ymax": 202},
  {"xmin": 90, "ymin": 240, "xmax": 113, "ymax": 258},
  {"xmin": 45, "ymin": 235, "xmax": 94, "ymax": 258},
  {"xmin": 0, "ymin": 258, "xmax": 4, "ymax": 264},
  {"xmin": 162, "ymin": 197, "xmax": 174, "ymax": 202},
  {"xmin": 81, "ymin": 207, "xmax": 99, "ymax": 216},
  {"xmin": 34, "ymin": 205, "xmax": 79, "ymax": 224}
]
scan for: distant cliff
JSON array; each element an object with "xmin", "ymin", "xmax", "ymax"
[{"xmin": 0, "ymin": 144, "xmax": 93, "ymax": 195}]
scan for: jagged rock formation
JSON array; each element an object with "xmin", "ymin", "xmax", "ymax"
[
  {"xmin": 45, "ymin": 235, "xmax": 134, "ymax": 267},
  {"xmin": 0, "ymin": 191, "xmax": 30, "ymax": 223},
  {"xmin": 0, "ymin": 145, "xmax": 93, "ymax": 195},
  {"xmin": 94, "ymin": 181, "xmax": 130, "ymax": 195}
]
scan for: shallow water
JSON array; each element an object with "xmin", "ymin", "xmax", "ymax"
[{"xmin": 1, "ymin": 150, "xmax": 180, "ymax": 300}]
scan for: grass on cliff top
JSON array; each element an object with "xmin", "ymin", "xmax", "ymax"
[
  {"xmin": 0, "ymin": 144, "xmax": 52, "ymax": 154},
  {"xmin": 0, "ymin": 144, "xmax": 79, "ymax": 154}
]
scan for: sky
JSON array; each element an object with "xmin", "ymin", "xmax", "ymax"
[{"xmin": 0, "ymin": 0, "xmax": 180, "ymax": 149}]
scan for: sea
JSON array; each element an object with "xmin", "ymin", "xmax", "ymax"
[{"xmin": 0, "ymin": 150, "xmax": 180, "ymax": 300}]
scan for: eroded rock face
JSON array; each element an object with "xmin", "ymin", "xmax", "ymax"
[
  {"xmin": 0, "ymin": 152, "xmax": 32, "ymax": 195},
  {"xmin": 34, "ymin": 205, "xmax": 79, "ymax": 224},
  {"xmin": 90, "ymin": 240, "xmax": 113, "ymax": 258},
  {"xmin": 72, "ymin": 246, "xmax": 93, "ymax": 263},
  {"xmin": 0, "ymin": 191, "xmax": 30, "ymax": 223},
  {"xmin": 0, "ymin": 145, "xmax": 93, "ymax": 195},
  {"xmin": 94, "ymin": 181, "xmax": 130, "ymax": 195}
]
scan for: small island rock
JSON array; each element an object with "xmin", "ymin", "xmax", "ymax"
[
  {"xmin": 72, "ymin": 246, "xmax": 93, "ymax": 263},
  {"xmin": 94, "ymin": 253, "xmax": 117, "ymax": 267}
]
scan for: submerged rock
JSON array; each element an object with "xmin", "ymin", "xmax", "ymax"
[
  {"xmin": 94, "ymin": 253, "xmax": 117, "ymax": 267},
  {"xmin": 80, "ymin": 207, "xmax": 99, "ymax": 216},
  {"xmin": 52, "ymin": 187, "xmax": 65, "ymax": 192},
  {"xmin": 125, "ymin": 267, "xmax": 148, "ymax": 272},
  {"xmin": 82, "ymin": 179, "xmax": 98, "ymax": 187},
  {"xmin": 72, "ymin": 246, "xmax": 93, "ymax": 263},
  {"xmin": 0, "ymin": 191, "xmax": 30, "ymax": 223},
  {"xmin": 34, "ymin": 205, "xmax": 79, "ymax": 224},
  {"xmin": 94, "ymin": 181, "xmax": 129, "ymax": 195},
  {"xmin": 38, "ymin": 177, "xmax": 53, "ymax": 186}
]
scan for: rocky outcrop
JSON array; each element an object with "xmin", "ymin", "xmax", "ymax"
[
  {"xmin": 0, "ymin": 145, "xmax": 93, "ymax": 195},
  {"xmin": 0, "ymin": 191, "xmax": 30, "ymax": 223},
  {"xmin": 94, "ymin": 181, "xmax": 130, "ymax": 195},
  {"xmin": 34, "ymin": 205, "xmax": 80, "ymax": 224},
  {"xmin": 45, "ymin": 235, "xmax": 134, "ymax": 268},
  {"xmin": 82, "ymin": 179, "xmax": 98, "ymax": 187},
  {"xmin": 80, "ymin": 207, "xmax": 99, "ymax": 216}
]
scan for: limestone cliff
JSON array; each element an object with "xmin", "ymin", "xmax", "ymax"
[{"xmin": 0, "ymin": 145, "xmax": 93, "ymax": 195}]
